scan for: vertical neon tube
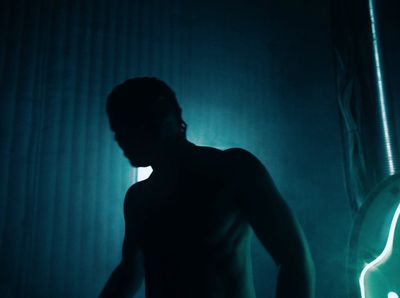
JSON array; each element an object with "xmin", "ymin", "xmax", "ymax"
[{"xmin": 368, "ymin": 0, "xmax": 396, "ymax": 175}]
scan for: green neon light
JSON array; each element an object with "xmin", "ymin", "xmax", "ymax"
[{"xmin": 359, "ymin": 203, "xmax": 400, "ymax": 298}]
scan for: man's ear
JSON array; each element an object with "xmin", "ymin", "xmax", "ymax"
[{"xmin": 152, "ymin": 96, "xmax": 179, "ymax": 140}]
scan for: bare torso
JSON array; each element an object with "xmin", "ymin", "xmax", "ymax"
[{"xmin": 128, "ymin": 146, "xmax": 257, "ymax": 298}]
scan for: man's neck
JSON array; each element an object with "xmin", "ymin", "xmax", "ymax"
[{"xmin": 150, "ymin": 138, "xmax": 195, "ymax": 175}]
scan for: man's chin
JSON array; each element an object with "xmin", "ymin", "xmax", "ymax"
[{"xmin": 128, "ymin": 156, "xmax": 150, "ymax": 168}]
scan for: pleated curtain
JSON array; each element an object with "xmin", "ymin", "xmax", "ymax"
[
  {"xmin": 0, "ymin": 0, "xmax": 189, "ymax": 296},
  {"xmin": 1, "ymin": 0, "xmax": 353, "ymax": 297}
]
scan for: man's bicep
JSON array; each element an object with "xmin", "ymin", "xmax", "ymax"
[
  {"xmin": 246, "ymin": 184, "xmax": 307, "ymax": 267},
  {"xmin": 228, "ymin": 149, "xmax": 309, "ymax": 266}
]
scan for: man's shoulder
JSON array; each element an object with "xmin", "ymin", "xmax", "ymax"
[
  {"xmin": 124, "ymin": 180, "xmax": 147, "ymax": 214},
  {"xmin": 193, "ymin": 146, "xmax": 258, "ymax": 171},
  {"xmin": 195, "ymin": 146, "xmax": 267, "ymax": 185},
  {"xmin": 195, "ymin": 145, "xmax": 261, "ymax": 167},
  {"xmin": 223, "ymin": 147, "xmax": 254, "ymax": 160},
  {"xmin": 222, "ymin": 147, "xmax": 266, "ymax": 173}
]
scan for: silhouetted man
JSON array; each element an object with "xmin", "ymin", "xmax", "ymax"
[{"xmin": 100, "ymin": 77, "xmax": 315, "ymax": 298}]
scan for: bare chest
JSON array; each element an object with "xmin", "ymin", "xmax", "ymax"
[{"xmin": 134, "ymin": 171, "xmax": 243, "ymax": 255}]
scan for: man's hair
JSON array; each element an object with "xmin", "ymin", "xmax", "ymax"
[{"xmin": 106, "ymin": 77, "xmax": 187, "ymax": 138}]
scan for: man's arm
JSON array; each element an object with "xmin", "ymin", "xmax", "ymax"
[
  {"xmin": 100, "ymin": 185, "xmax": 144, "ymax": 298},
  {"xmin": 226, "ymin": 148, "xmax": 315, "ymax": 298}
]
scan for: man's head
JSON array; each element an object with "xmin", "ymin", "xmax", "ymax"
[{"xmin": 106, "ymin": 77, "xmax": 187, "ymax": 167}]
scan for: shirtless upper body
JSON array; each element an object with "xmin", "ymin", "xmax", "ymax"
[
  {"xmin": 100, "ymin": 77, "xmax": 315, "ymax": 298},
  {"xmin": 126, "ymin": 144, "xmax": 256, "ymax": 298}
]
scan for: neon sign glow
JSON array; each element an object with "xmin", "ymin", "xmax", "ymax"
[{"xmin": 359, "ymin": 203, "xmax": 400, "ymax": 298}]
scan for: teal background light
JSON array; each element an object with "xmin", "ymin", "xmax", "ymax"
[{"xmin": 0, "ymin": 0, "xmax": 352, "ymax": 297}]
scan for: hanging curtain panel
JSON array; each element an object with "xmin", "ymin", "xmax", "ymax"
[
  {"xmin": 0, "ymin": 0, "xmax": 191, "ymax": 296},
  {"xmin": 0, "ymin": 0, "xmax": 350, "ymax": 297}
]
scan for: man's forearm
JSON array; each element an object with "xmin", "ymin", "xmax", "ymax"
[
  {"xmin": 276, "ymin": 260, "xmax": 315, "ymax": 298},
  {"xmin": 100, "ymin": 262, "xmax": 143, "ymax": 298}
]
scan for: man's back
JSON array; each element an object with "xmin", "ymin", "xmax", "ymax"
[{"xmin": 127, "ymin": 145, "xmax": 257, "ymax": 298}]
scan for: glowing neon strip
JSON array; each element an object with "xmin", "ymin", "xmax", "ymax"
[
  {"xmin": 368, "ymin": 0, "xmax": 395, "ymax": 175},
  {"xmin": 359, "ymin": 203, "xmax": 400, "ymax": 298}
]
